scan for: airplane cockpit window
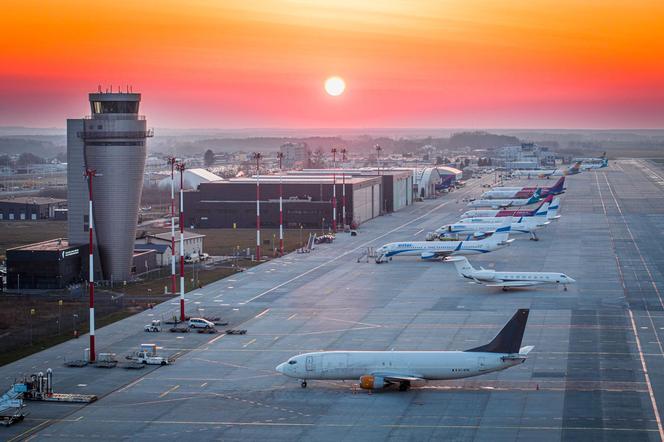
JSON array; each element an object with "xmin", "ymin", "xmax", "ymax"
[{"xmin": 288, "ymin": 360, "xmax": 297, "ymax": 365}]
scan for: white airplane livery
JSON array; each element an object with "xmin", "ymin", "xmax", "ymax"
[
  {"xmin": 435, "ymin": 217, "xmax": 548, "ymax": 240},
  {"xmin": 512, "ymin": 161, "xmax": 582, "ymax": 178},
  {"xmin": 276, "ymin": 309, "xmax": 533, "ymax": 390},
  {"xmin": 374, "ymin": 225, "xmax": 512, "ymax": 263},
  {"xmin": 467, "ymin": 189, "xmax": 541, "ymax": 209},
  {"xmin": 450, "ymin": 257, "xmax": 575, "ymax": 291},
  {"xmin": 461, "ymin": 196, "xmax": 560, "ymax": 221}
]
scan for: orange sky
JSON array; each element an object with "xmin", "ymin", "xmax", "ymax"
[{"xmin": 2, "ymin": 0, "xmax": 664, "ymax": 128}]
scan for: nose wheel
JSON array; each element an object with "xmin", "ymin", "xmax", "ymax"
[{"xmin": 301, "ymin": 380, "xmax": 307, "ymax": 388}]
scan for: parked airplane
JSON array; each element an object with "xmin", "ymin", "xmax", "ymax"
[
  {"xmin": 467, "ymin": 189, "xmax": 542, "ymax": 209},
  {"xmin": 374, "ymin": 226, "xmax": 512, "ymax": 263},
  {"xmin": 579, "ymin": 157, "xmax": 609, "ymax": 170},
  {"xmin": 449, "ymin": 256, "xmax": 575, "ymax": 291},
  {"xmin": 435, "ymin": 217, "xmax": 548, "ymax": 241},
  {"xmin": 276, "ymin": 309, "xmax": 533, "ymax": 390},
  {"xmin": 462, "ymin": 195, "xmax": 560, "ymax": 221},
  {"xmin": 481, "ymin": 177, "xmax": 565, "ymax": 199},
  {"xmin": 512, "ymin": 162, "xmax": 582, "ymax": 178}
]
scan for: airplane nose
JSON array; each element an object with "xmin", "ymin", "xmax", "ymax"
[{"xmin": 276, "ymin": 362, "xmax": 286, "ymax": 373}]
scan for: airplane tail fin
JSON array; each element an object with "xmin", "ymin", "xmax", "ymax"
[
  {"xmin": 466, "ymin": 309, "xmax": 530, "ymax": 354},
  {"xmin": 449, "ymin": 256, "xmax": 475, "ymax": 277},
  {"xmin": 547, "ymin": 197, "xmax": 561, "ymax": 219},
  {"xmin": 550, "ymin": 177, "xmax": 565, "ymax": 194}
]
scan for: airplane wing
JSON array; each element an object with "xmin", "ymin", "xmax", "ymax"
[
  {"xmin": 421, "ymin": 250, "xmax": 453, "ymax": 260},
  {"xmin": 373, "ymin": 372, "xmax": 425, "ymax": 383},
  {"xmin": 485, "ymin": 281, "xmax": 547, "ymax": 287}
]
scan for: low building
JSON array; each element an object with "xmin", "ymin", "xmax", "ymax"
[
  {"xmin": 6, "ymin": 239, "xmax": 86, "ymax": 290},
  {"xmin": 0, "ymin": 197, "xmax": 67, "ymax": 221},
  {"xmin": 412, "ymin": 168, "xmax": 442, "ymax": 198},
  {"xmin": 157, "ymin": 168, "xmax": 225, "ymax": 191},
  {"xmin": 136, "ymin": 231, "xmax": 205, "ymax": 264}
]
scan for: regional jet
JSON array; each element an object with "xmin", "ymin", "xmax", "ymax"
[
  {"xmin": 462, "ymin": 195, "xmax": 560, "ymax": 221},
  {"xmin": 276, "ymin": 309, "xmax": 533, "ymax": 390},
  {"xmin": 435, "ymin": 217, "xmax": 548, "ymax": 241},
  {"xmin": 449, "ymin": 256, "xmax": 575, "ymax": 291},
  {"xmin": 467, "ymin": 189, "xmax": 542, "ymax": 209},
  {"xmin": 480, "ymin": 177, "xmax": 565, "ymax": 199},
  {"xmin": 512, "ymin": 162, "xmax": 582, "ymax": 178},
  {"xmin": 374, "ymin": 226, "xmax": 512, "ymax": 263}
]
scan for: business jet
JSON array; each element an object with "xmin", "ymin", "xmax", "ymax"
[
  {"xmin": 435, "ymin": 217, "xmax": 548, "ymax": 241},
  {"xmin": 467, "ymin": 189, "xmax": 542, "ymax": 209},
  {"xmin": 481, "ymin": 177, "xmax": 565, "ymax": 199},
  {"xmin": 276, "ymin": 309, "xmax": 533, "ymax": 390},
  {"xmin": 512, "ymin": 162, "xmax": 582, "ymax": 178},
  {"xmin": 449, "ymin": 256, "xmax": 575, "ymax": 291},
  {"xmin": 374, "ymin": 225, "xmax": 512, "ymax": 263},
  {"xmin": 462, "ymin": 196, "xmax": 560, "ymax": 221}
]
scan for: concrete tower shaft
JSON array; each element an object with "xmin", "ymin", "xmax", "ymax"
[{"xmin": 68, "ymin": 92, "xmax": 152, "ymax": 282}]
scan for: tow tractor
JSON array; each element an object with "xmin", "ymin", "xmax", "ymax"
[{"xmin": 127, "ymin": 344, "xmax": 171, "ymax": 366}]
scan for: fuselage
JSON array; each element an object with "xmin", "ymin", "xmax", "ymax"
[
  {"xmin": 276, "ymin": 350, "xmax": 524, "ymax": 381},
  {"xmin": 438, "ymin": 220, "xmax": 543, "ymax": 236},
  {"xmin": 467, "ymin": 197, "xmax": 538, "ymax": 208},
  {"xmin": 376, "ymin": 236, "xmax": 507, "ymax": 259},
  {"xmin": 463, "ymin": 269, "xmax": 574, "ymax": 285}
]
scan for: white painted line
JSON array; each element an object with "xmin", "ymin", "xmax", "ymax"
[
  {"xmin": 628, "ymin": 309, "xmax": 664, "ymax": 440},
  {"xmin": 242, "ymin": 338, "xmax": 257, "ymax": 348},
  {"xmin": 413, "ymin": 228, "xmax": 424, "ymax": 236},
  {"xmin": 254, "ymin": 309, "xmax": 270, "ymax": 319}
]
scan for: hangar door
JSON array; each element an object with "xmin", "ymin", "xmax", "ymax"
[{"xmin": 352, "ymin": 186, "xmax": 373, "ymax": 224}]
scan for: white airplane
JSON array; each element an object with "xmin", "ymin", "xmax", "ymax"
[
  {"xmin": 435, "ymin": 217, "xmax": 549, "ymax": 241},
  {"xmin": 449, "ymin": 256, "xmax": 575, "ymax": 291},
  {"xmin": 512, "ymin": 162, "xmax": 582, "ymax": 178},
  {"xmin": 481, "ymin": 177, "xmax": 565, "ymax": 199},
  {"xmin": 461, "ymin": 196, "xmax": 560, "ymax": 221},
  {"xmin": 578, "ymin": 157, "xmax": 609, "ymax": 170},
  {"xmin": 276, "ymin": 309, "xmax": 533, "ymax": 390},
  {"xmin": 374, "ymin": 225, "xmax": 512, "ymax": 263},
  {"xmin": 467, "ymin": 189, "xmax": 541, "ymax": 209}
]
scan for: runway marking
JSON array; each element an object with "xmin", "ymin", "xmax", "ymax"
[
  {"xmin": 118, "ymin": 377, "xmax": 145, "ymax": 392},
  {"xmin": 287, "ymin": 313, "xmax": 297, "ymax": 321},
  {"xmin": 159, "ymin": 384, "xmax": 180, "ymax": 398},
  {"xmin": 254, "ymin": 308, "xmax": 270, "ymax": 319},
  {"xmin": 243, "ymin": 338, "xmax": 257, "ymax": 348},
  {"xmin": 413, "ymin": 228, "xmax": 424, "ymax": 236},
  {"xmin": 207, "ymin": 333, "xmax": 227, "ymax": 345},
  {"xmin": 7, "ymin": 419, "xmax": 51, "ymax": 442},
  {"xmin": 629, "ymin": 309, "xmax": 664, "ymax": 440},
  {"xmin": 200, "ymin": 382, "xmax": 208, "ymax": 387}
]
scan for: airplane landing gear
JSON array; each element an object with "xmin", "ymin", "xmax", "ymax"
[
  {"xmin": 502, "ymin": 287, "xmax": 508, "ymax": 292},
  {"xmin": 301, "ymin": 380, "xmax": 307, "ymax": 388},
  {"xmin": 398, "ymin": 381, "xmax": 411, "ymax": 391},
  {"xmin": 529, "ymin": 233, "xmax": 539, "ymax": 241},
  {"xmin": 564, "ymin": 285, "xmax": 568, "ymax": 291}
]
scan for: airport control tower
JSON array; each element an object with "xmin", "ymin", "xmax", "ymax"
[{"xmin": 67, "ymin": 91, "xmax": 152, "ymax": 282}]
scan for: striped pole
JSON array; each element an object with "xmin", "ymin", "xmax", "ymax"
[
  {"xmin": 168, "ymin": 157, "xmax": 177, "ymax": 295},
  {"xmin": 341, "ymin": 148, "xmax": 347, "ymax": 227},
  {"xmin": 177, "ymin": 162, "xmax": 186, "ymax": 321},
  {"xmin": 84, "ymin": 169, "xmax": 96, "ymax": 363},
  {"xmin": 331, "ymin": 148, "xmax": 337, "ymax": 232},
  {"xmin": 277, "ymin": 152, "xmax": 284, "ymax": 255},
  {"xmin": 253, "ymin": 152, "xmax": 262, "ymax": 261}
]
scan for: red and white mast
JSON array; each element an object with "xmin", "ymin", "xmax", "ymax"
[
  {"xmin": 84, "ymin": 168, "xmax": 97, "ymax": 363},
  {"xmin": 167, "ymin": 157, "xmax": 177, "ymax": 295},
  {"xmin": 176, "ymin": 162, "xmax": 186, "ymax": 321},
  {"xmin": 253, "ymin": 152, "xmax": 262, "ymax": 261},
  {"xmin": 277, "ymin": 152, "xmax": 284, "ymax": 256},
  {"xmin": 341, "ymin": 148, "xmax": 347, "ymax": 227},
  {"xmin": 331, "ymin": 147, "xmax": 337, "ymax": 232}
]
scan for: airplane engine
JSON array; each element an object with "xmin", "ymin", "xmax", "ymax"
[
  {"xmin": 420, "ymin": 252, "xmax": 437, "ymax": 260},
  {"xmin": 359, "ymin": 375, "xmax": 385, "ymax": 390}
]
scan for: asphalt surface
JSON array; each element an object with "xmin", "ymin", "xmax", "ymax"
[{"xmin": 3, "ymin": 159, "xmax": 664, "ymax": 441}]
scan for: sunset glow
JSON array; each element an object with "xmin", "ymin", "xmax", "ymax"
[
  {"xmin": 325, "ymin": 77, "xmax": 346, "ymax": 97},
  {"xmin": 2, "ymin": 0, "xmax": 664, "ymax": 128}
]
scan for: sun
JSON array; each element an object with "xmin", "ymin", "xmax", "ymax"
[{"xmin": 324, "ymin": 76, "xmax": 346, "ymax": 96}]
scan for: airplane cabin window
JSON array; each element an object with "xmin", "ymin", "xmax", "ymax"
[{"xmin": 288, "ymin": 360, "xmax": 297, "ymax": 365}]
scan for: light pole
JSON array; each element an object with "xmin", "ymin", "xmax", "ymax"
[
  {"xmin": 374, "ymin": 144, "xmax": 382, "ymax": 175},
  {"xmin": 340, "ymin": 148, "xmax": 347, "ymax": 228},
  {"xmin": 176, "ymin": 162, "xmax": 186, "ymax": 322},
  {"xmin": 277, "ymin": 151, "xmax": 284, "ymax": 256},
  {"xmin": 167, "ymin": 157, "xmax": 177, "ymax": 295},
  {"xmin": 84, "ymin": 168, "xmax": 96, "ymax": 362},
  {"xmin": 253, "ymin": 152, "xmax": 262, "ymax": 261},
  {"xmin": 331, "ymin": 148, "xmax": 337, "ymax": 232}
]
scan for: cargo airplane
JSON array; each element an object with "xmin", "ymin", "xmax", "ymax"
[
  {"xmin": 449, "ymin": 256, "xmax": 575, "ymax": 291},
  {"xmin": 374, "ymin": 225, "xmax": 512, "ymax": 263},
  {"xmin": 276, "ymin": 309, "xmax": 533, "ymax": 390},
  {"xmin": 467, "ymin": 189, "xmax": 542, "ymax": 209},
  {"xmin": 480, "ymin": 177, "xmax": 565, "ymax": 199}
]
